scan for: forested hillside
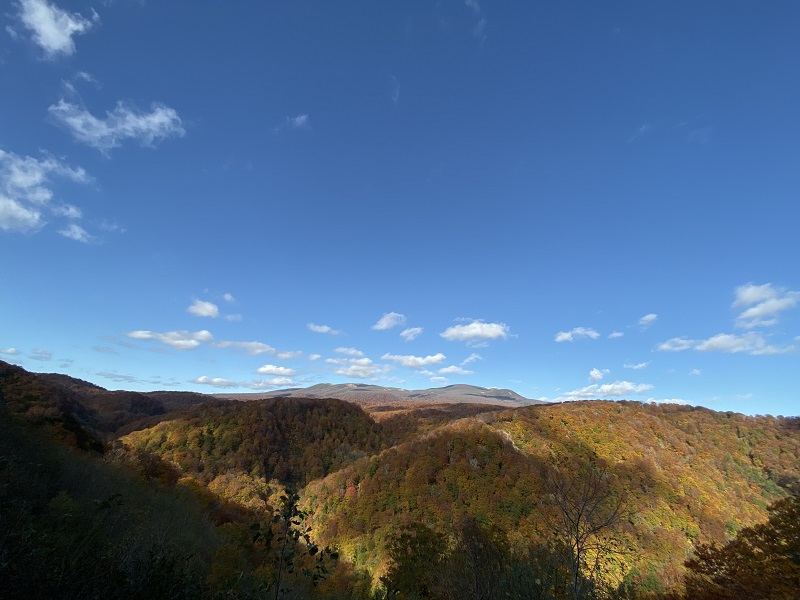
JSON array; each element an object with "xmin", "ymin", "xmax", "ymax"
[{"xmin": 1, "ymin": 360, "xmax": 798, "ymax": 599}]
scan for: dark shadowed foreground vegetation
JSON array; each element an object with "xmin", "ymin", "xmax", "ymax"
[{"xmin": 1, "ymin": 360, "xmax": 798, "ymax": 598}]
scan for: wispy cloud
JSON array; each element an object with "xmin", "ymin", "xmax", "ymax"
[
  {"xmin": 464, "ymin": 0, "xmax": 487, "ymax": 43},
  {"xmin": 372, "ymin": 312, "xmax": 407, "ymax": 330},
  {"xmin": 49, "ymin": 99, "xmax": 185, "ymax": 153},
  {"xmin": 656, "ymin": 332, "xmax": 794, "ymax": 356},
  {"xmin": 128, "ymin": 329, "xmax": 212, "ymax": 351},
  {"xmin": 29, "ymin": 348, "xmax": 52, "ymax": 361},
  {"xmin": 554, "ymin": 327, "xmax": 599, "ymax": 342},
  {"xmin": 335, "ymin": 347, "xmax": 364, "ymax": 357},
  {"xmin": 400, "ymin": 327, "xmax": 423, "ymax": 341},
  {"xmin": 0, "ymin": 148, "xmax": 91, "ymax": 235},
  {"xmin": 13, "ymin": 0, "xmax": 99, "ymax": 58},
  {"xmin": 308, "ymin": 323, "xmax": 341, "ymax": 335},
  {"xmin": 608, "ymin": 331, "xmax": 624, "ymax": 339},
  {"xmin": 0, "ymin": 347, "xmax": 21, "ymax": 355},
  {"xmin": 624, "ymin": 362, "xmax": 649, "ymax": 370},
  {"xmin": 639, "ymin": 313, "xmax": 658, "ymax": 329},
  {"xmin": 192, "ymin": 375, "xmax": 238, "ymax": 388},
  {"xmin": 461, "ymin": 353, "xmax": 482, "ymax": 365},
  {"xmin": 381, "ymin": 353, "xmax": 446, "ymax": 368},
  {"xmin": 733, "ymin": 283, "xmax": 799, "ymax": 328},
  {"xmin": 58, "ymin": 223, "xmax": 91, "ymax": 242},
  {"xmin": 214, "ymin": 340, "xmax": 275, "ymax": 355}
]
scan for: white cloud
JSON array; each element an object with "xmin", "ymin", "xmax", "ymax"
[
  {"xmin": 430, "ymin": 376, "xmax": 447, "ymax": 384},
  {"xmin": 461, "ymin": 353, "xmax": 482, "ymax": 365},
  {"xmin": 29, "ymin": 348, "xmax": 52, "ymax": 361},
  {"xmin": 381, "ymin": 353, "xmax": 446, "ymax": 368},
  {"xmin": 372, "ymin": 312, "xmax": 406, "ymax": 330},
  {"xmin": 690, "ymin": 369, "xmax": 702, "ymax": 376},
  {"xmin": 288, "ymin": 114, "xmax": 309, "ymax": 128},
  {"xmin": 223, "ymin": 293, "xmax": 235, "ymax": 303},
  {"xmin": 561, "ymin": 380, "xmax": 653, "ymax": 401},
  {"xmin": 608, "ymin": 331, "xmax": 624, "ymax": 339},
  {"xmin": 223, "ymin": 314, "xmax": 242, "ymax": 322},
  {"xmin": 440, "ymin": 320, "xmax": 510, "ymax": 345},
  {"xmin": 214, "ymin": 340, "xmax": 275, "ymax": 355},
  {"xmin": 0, "ymin": 148, "xmax": 91, "ymax": 234},
  {"xmin": 333, "ymin": 358, "xmax": 391, "ymax": 380},
  {"xmin": 277, "ymin": 350, "xmax": 303, "ymax": 359},
  {"xmin": 736, "ymin": 393, "xmax": 753, "ymax": 400},
  {"xmin": 49, "ymin": 99, "xmax": 185, "ymax": 153},
  {"xmin": 187, "ymin": 299, "xmax": 219, "ymax": 318},
  {"xmin": 696, "ymin": 332, "xmax": 795, "ymax": 356},
  {"xmin": 57, "ymin": 223, "xmax": 91, "ymax": 242},
  {"xmin": 128, "ymin": 329, "xmax": 212, "ymax": 351},
  {"xmin": 639, "ymin": 313, "xmax": 658, "ymax": 328},
  {"xmin": 335, "ymin": 347, "xmax": 364, "ymax": 357},
  {"xmin": 589, "ymin": 368, "xmax": 608, "ymax": 383},
  {"xmin": 400, "ymin": 327, "xmax": 423, "ymax": 341},
  {"xmin": 15, "ymin": 0, "xmax": 98, "ymax": 58},
  {"xmin": 657, "ymin": 332, "xmax": 794, "ymax": 356},
  {"xmin": 554, "ymin": 327, "xmax": 600, "ymax": 343},
  {"xmin": 624, "ymin": 362, "xmax": 649, "ymax": 370},
  {"xmin": 308, "ymin": 323, "xmax": 341, "ymax": 335},
  {"xmin": 192, "ymin": 375, "xmax": 237, "ymax": 388},
  {"xmin": 257, "ymin": 364, "xmax": 296, "ymax": 376},
  {"xmin": 1, "ymin": 347, "xmax": 20, "ymax": 355},
  {"xmin": 308, "ymin": 354, "xmax": 321, "ymax": 361},
  {"xmin": 439, "ymin": 365, "xmax": 473, "ymax": 376},
  {"xmin": 732, "ymin": 283, "xmax": 799, "ymax": 328},
  {"xmin": 247, "ymin": 377, "xmax": 294, "ymax": 389},
  {"xmin": 656, "ymin": 337, "xmax": 696, "ymax": 352},
  {"xmin": 644, "ymin": 397, "xmax": 689, "ymax": 406}
]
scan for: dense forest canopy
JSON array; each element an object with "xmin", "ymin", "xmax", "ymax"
[{"xmin": 1, "ymin": 360, "xmax": 798, "ymax": 599}]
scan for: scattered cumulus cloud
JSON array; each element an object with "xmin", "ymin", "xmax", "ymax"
[
  {"xmin": 656, "ymin": 337, "xmax": 696, "ymax": 352},
  {"xmin": 128, "ymin": 329, "xmax": 212, "ymax": 351},
  {"xmin": 400, "ymin": 327, "xmax": 423, "ymax": 341},
  {"xmin": 247, "ymin": 377, "xmax": 294, "ymax": 389},
  {"xmin": 732, "ymin": 283, "xmax": 799, "ymax": 328},
  {"xmin": 308, "ymin": 323, "xmax": 341, "ymax": 335},
  {"xmin": 277, "ymin": 350, "xmax": 303, "ymax": 360},
  {"xmin": 440, "ymin": 320, "xmax": 509, "ymax": 345},
  {"xmin": 690, "ymin": 368, "xmax": 702, "ymax": 376},
  {"xmin": 187, "ymin": 299, "xmax": 219, "ymax": 318},
  {"xmin": 372, "ymin": 312, "xmax": 406, "ymax": 330},
  {"xmin": 49, "ymin": 99, "xmax": 185, "ymax": 153},
  {"xmin": 624, "ymin": 362, "xmax": 649, "ymax": 370},
  {"xmin": 560, "ymin": 380, "xmax": 653, "ymax": 401},
  {"xmin": 430, "ymin": 376, "xmax": 447, "ymax": 384},
  {"xmin": 335, "ymin": 347, "xmax": 364, "ymax": 357},
  {"xmin": 554, "ymin": 327, "xmax": 599, "ymax": 343},
  {"xmin": 14, "ymin": 0, "xmax": 99, "ymax": 58},
  {"xmin": 439, "ymin": 365, "xmax": 473, "ymax": 376},
  {"xmin": 589, "ymin": 368, "xmax": 608, "ymax": 383},
  {"xmin": 308, "ymin": 354, "xmax": 321, "ymax": 361},
  {"xmin": 608, "ymin": 331, "xmax": 624, "ymax": 339},
  {"xmin": 381, "ymin": 353, "xmax": 446, "ymax": 368},
  {"xmin": 333, "ymin": 358, "xmax": 391, "ymax": 380},
  {"xmin": 1, "ymin": 347, "xmax": 20, "ymax": 355},
  {"xmin": 639, "ymin": 313, "xmax": 658, "ymax": 328},
  {"xmin": 256, "ymin": 364, "xmax": 296, "ymax": 376},
  {"xmin": 214, "ymin": 340, "xmax": 275, "ymax": 355},
  {"xmin": 192, "ymin": 375, "xmax": 237, "ymax": 388},
  {"xmin": 223, "ymin": 293, "xmax": 235, "ymax": 303}
]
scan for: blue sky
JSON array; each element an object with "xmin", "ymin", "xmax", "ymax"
[{"xmin": 1, "ymin": 1, "xmax": 798, "ymax": 416}]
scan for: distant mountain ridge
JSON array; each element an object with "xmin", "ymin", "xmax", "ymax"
[{"xmin": 215, "ymin": 382, "xmax": 545, "ymax": 407}]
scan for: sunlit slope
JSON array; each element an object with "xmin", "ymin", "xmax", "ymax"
[{"xmin": 304, "ymin": 401, "xmax": 800, "ymax": 589}]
